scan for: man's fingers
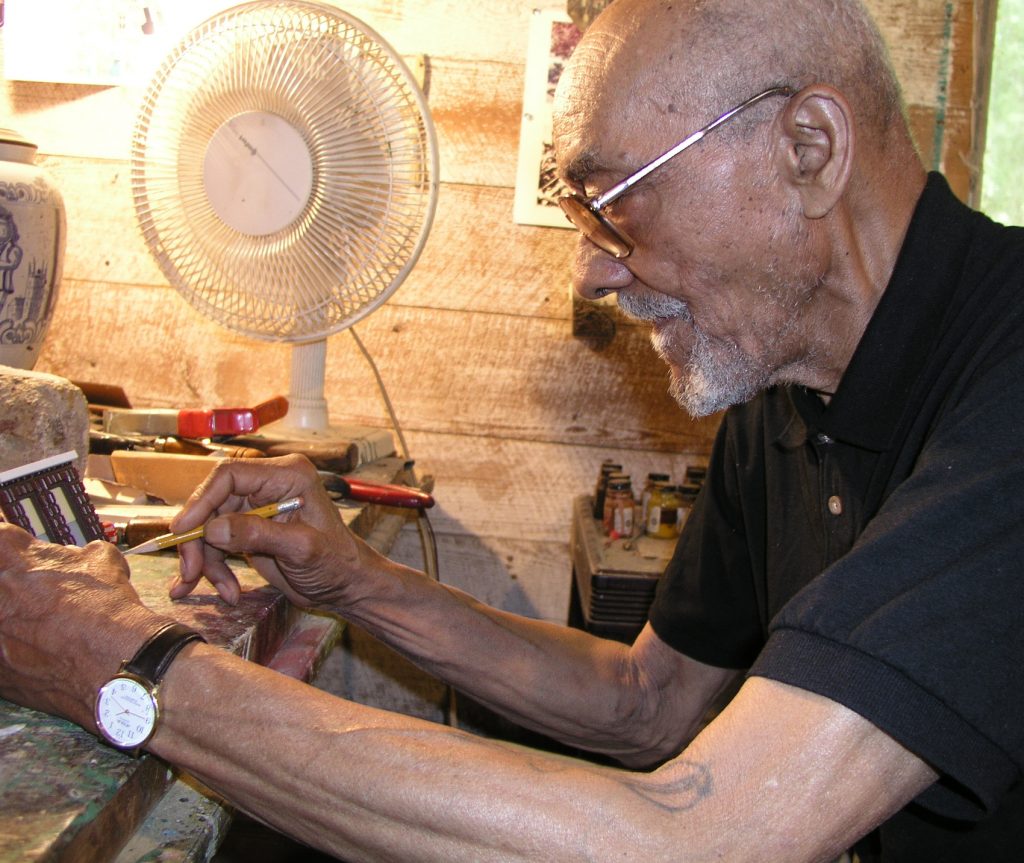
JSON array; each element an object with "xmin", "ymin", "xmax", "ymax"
[
  {"xmin": 203, "ymin": 511, "xmax": 315, "ymax": 563},
  {"xmin": 170, "ymin": 552, "xmax": 242, "ymax": 604},
  {"xmin": 0, "ymin": 521, "xmax": 33, "ymax": 552},
  {"xmin": 170, "ymin": 454, "xmax": 320, "ymax": 533}
]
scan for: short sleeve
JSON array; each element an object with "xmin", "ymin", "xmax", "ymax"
[{"xmin": 752, "ymin": 345, "xmax": 1024, "ymax": 819}]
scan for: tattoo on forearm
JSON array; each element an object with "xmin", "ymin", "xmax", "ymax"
[
  {"xmin": 518, "ymin": 744, "xmax": 713, "ymax": 813},
  {"xmin": 621, "ymin": 761, "xmax": 713, "ymax": 813}
]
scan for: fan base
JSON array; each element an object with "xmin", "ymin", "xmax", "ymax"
[{"xmin": 244, "ymin": 420, "xmax": 397, "ymax": 474}]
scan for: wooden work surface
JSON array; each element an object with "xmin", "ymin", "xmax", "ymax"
[{"xmin": 0, "ymin": 458, "xmax": 421, "ymax": 863}]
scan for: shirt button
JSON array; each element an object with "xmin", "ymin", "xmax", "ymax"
[
  {"xmin": 816, "ymin": 433, "xmax": 833, "ymax": 445},
  {"xmin": 827, "ymin": 495, "xmax": 843, "ymax": 516}
]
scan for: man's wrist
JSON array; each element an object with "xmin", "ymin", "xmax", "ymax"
[
  {"xmin": 84, "ymin": 612, "xmax": 180, "ymax": 704},
  {"xmin": 94, "ymin": 621, "xmax": 206, "ymax": 753}
]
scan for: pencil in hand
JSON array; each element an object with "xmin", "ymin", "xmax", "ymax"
[{"xmin": 123, "ymin": 497, "xmax": 304, "ymax": 555}]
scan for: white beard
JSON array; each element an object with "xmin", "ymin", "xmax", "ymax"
[{"xmin": 617, "ymin": 290, "xmax": 775, "ymax": 417}]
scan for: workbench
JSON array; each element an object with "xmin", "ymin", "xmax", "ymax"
[{"xmin": 0, "ymin": 457, "xmax": 421, "ymax": 863}]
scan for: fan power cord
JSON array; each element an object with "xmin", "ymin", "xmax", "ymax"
[
  {"xmin": 349, "ymin": 326, "xmax": 411, "ymax": 461},
  {"xmin": 349, "ymin": 325, "xmax": 453, "ymax": 723},
  {"xmin": 416, "ymin": 508, "xmax": 454, "ymax": 724},
  {"xmin": 416, "ymin": 510, "xmax": 439, "ymax": 582},
  {"xmin": 347, "ymin": 323, "xmax": 435, "ymax": 580}
]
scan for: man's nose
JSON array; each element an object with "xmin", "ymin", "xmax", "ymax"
[{"xmin": 570, "ymin": 236, "xmax": 634, "ymax": 301}]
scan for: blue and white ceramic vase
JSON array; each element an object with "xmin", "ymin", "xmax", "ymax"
[{"xmin": 0, "ymin": 129, "xmax": 65, "ymax": 370}]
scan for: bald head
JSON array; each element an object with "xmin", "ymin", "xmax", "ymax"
[{"xmin": 555, "ymin": 0, "xmax": 910, "ymax": 159}]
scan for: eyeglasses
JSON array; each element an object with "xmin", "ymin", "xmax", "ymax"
[{"xmin": 558, "ymin": 86, "xmax": 795, "ymax": 259}]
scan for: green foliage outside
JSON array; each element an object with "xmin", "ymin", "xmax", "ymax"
[{"xmin": 981, "ymin": 0, "xmax": 1024, "ymax": 226}]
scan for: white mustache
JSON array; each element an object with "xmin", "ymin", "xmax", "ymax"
[{"xmin": 616, "ymin": 290, "xmax": 692, "ymax": 323}]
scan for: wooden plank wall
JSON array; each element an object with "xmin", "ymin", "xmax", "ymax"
[{"xmin": 2, "ymin": 0, "xmax": 991, "ymax": 627}]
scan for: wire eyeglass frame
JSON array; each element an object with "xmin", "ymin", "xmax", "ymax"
[{"xmin": 558, "ymin": 86, "xmax": 795, "ymax": 259}]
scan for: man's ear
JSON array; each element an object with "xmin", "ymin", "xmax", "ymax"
[{"xmin": 774, "ymin": 85, "xmax": 854, "ymax": 219}]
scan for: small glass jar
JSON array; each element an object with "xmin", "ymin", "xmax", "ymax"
[
  {"xmin": 592, "ymin": 461, "xmax": 623, "ymax": 518},
  {"xmin": 646, "ymin": 484, "xmax": 687, "ymax": 539},
  {"xmin": 640, "ymin": 472, "xmax": 671, "ymax": 527},
  {"xmin": 685, "ymin": 465, "xmax": 707, "ymax": 488},
  {"xmin": 593, "ymin": 462, "xmax": 622, "ymax": 515},
  {"xmin": 602, "ymin": 475, "xmax": 635, "ymax": 537}
]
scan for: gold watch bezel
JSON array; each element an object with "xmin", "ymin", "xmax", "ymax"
[{"xmin": 95, "ymin": 670, "xmax": 160, "ymax": 752}]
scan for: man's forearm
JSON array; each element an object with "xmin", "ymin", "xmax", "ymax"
[
  {"xmin": 165, "ymin": 457, "xmax": 722, "ymax": 761},
  {"xmin": 153, "ymin": 643, "xmax": 693, "ymax": 862},
  {"xmin": 152, "ymin": 649, "xmax": 936, "ymax": 863},
  {"xmin": 334, "ymin": 554, "xmax": 722, "ymax": 762}
]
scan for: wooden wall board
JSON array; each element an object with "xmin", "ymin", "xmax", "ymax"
[
  {"xmin": 969, "ymin": 0, "xmax": 999, "ymax": 207},
  {"xmin": 872, "ymin": 1, "xmax": 967, "ymax": 104},
  {"xmin": 344, "ymin": 308, "xmax": 688, "ymax": 447},
  {"xmin": 381, "ymin": 184, "xmax": 578, "ymax": 315},
  {"xmin": 868, "ymin": 0, "xmax": 983, "ymax": 201},
  {"xmin": 38, "ymin": 279, "xmax": 717, "ymax": 453},
  {"xmin": 9, "ymin": 1, "xmax": 987, "ymax": 202},
  {"xmin": 397, "ymin": 429, "xmax": 702, "ymax": 544},
  {"xmin": 0, "ymin": 6, "xmax": 540, "ymax": 174},
  {"xmin": 430, "ymin": 58, "xmax": 526, "ymax": 189},
  {"xmin": 909, "ymin": 104, "xmax": 974, "ymax": 200},
  {"xmin": 308, "ymin": 0, "xmax": 557, "ymax": 65},
  {"xmin": 16, "ymin": 56, "xmax": 529, "ymax": 189},
  {"xmin": 39, "ymin": 156, "xmax": 166, "ymax": 286},
  {"xmin": 4, "ymin": 0, "xmax": 974, "ymax": 93}
]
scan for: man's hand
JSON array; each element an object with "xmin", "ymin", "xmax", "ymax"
[
  {"xmin": 0, "ymin": 523, "xmax": 161, "ymax": 729},
  {"xmin": 170, "ymin": 454, "xmax": 380, "ymax": 609}
]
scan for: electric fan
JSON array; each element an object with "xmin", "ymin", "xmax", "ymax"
[{"xmin": 131, "ymin": 0, "xmax": 438, "ymax": 441}]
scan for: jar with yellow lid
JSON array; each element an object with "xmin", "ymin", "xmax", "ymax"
[{"xmin": 645, "ymin": 484, "xmax": 688, "ymax": 539}]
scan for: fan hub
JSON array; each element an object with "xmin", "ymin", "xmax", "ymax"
[{"xmin": 203, "ymin": 111, "xmax": 314, "ymax": 236}]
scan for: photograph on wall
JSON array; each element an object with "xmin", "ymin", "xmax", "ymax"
[{"xmin": 513, "ymin": 9, "xmax": 582, "ymax": 228}]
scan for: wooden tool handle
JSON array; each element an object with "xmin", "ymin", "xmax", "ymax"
[{"xmin": 225, "ymin": 437, "xmax": 360, "ymax": 474}]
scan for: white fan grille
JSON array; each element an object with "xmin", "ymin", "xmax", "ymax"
[{"xmin": 131, "ymin": 0, "xmax": 438, "ymax": 342}]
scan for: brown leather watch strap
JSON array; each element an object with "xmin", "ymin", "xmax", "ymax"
[{"xmin": 122, "ymin": 622, "xmax": 206, "ymax": 684}]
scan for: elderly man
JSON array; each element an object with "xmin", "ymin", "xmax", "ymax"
[{"xmin": 2, "ymin": 0, "xmax": 1022, "ymax": 860}]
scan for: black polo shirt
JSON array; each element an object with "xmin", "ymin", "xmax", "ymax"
[{"xmin": 648, "ymin": 173, "xmax": 1024, "ymax": 860}]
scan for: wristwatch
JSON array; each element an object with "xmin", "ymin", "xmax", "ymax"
[{"xmin": 94, "ymin": 622, "xmax": 205, "ymax": 753}]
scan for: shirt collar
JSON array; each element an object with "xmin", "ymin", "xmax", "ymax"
[{"xmin": 792, "ymin": 173, "xmax": 976, "ymax": 451}]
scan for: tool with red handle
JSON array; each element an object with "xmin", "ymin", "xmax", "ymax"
[
  {"xmin": 103, "ymin": 396, "xmax": 289, "ymax": 439},
  {"xmin": 320, "ymin": 473, "xmax": 434, "ymax": 509}
]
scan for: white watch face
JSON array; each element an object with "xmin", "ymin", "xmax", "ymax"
[{"xmin": 96, "ymin": 676, "xmax": 158, "ymax": 749}]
